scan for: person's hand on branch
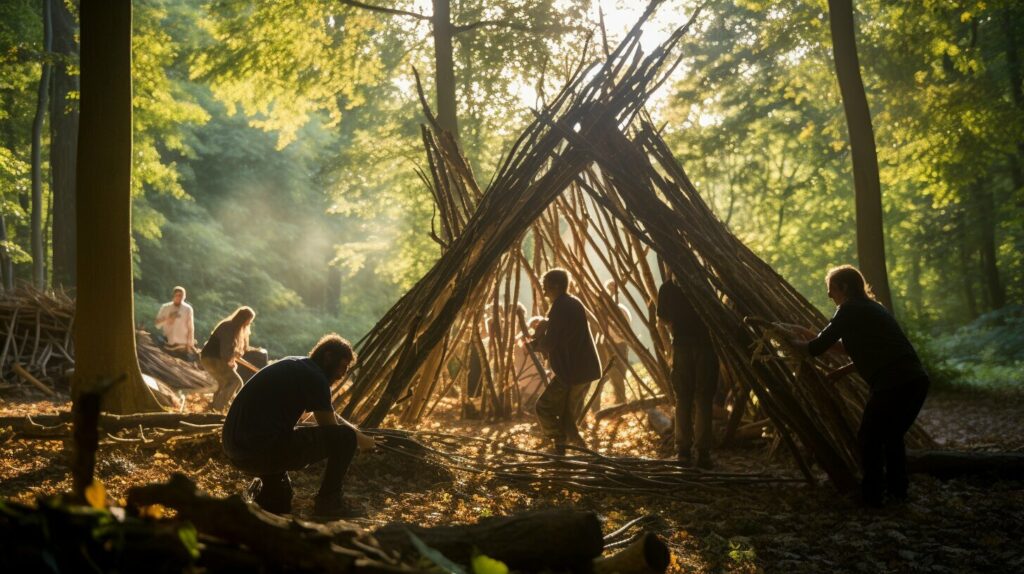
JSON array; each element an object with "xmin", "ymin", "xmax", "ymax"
[{"xmin": 355, "ymin": 430, "xmax": 377, "ymax": 453}]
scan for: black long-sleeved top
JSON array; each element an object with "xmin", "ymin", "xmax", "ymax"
[
  {"xmin": 808, "ymin": 297, "xmax": 926, "ymax": 388},
  {"xmin": 536, "ymin": 293, "xmax": 601, "ymax": 385}
]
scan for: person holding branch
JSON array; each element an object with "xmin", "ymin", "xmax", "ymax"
[
  {"xmin": 791, "ymin": 265, "xmax": 930, "ymax": 507},
  {"xmin": 201, "ymin": 306, "xmax": 256, "ymax": 412}
]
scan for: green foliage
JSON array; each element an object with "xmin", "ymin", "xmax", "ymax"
[
  {"xmin": 661, "ymin": 0, "xmax": 1024, "ymax": 326},
  {"xmin": 922, "ymin": 305, "xmax": 1024, "ymax": 388}
]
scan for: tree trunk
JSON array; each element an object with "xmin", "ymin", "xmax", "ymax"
[
  {"xmin": 31, "ymin": 0, "xmax": 54, "ymax": 290},
  {"xmin": 908, "ymin": 246, "xmax": 924, "ymax": 322},
  {"xmin": 74, "ymin": 0, "xmax": 163, "ymax": 413},
  {"xmin": 49, "ymin": 0, "xmax": 79, "ymax": 289},
  {"xmin": 432, "ymin": 0, "xmax": 459, "ymax": 138},
  {"xmin": 975, "ymin": 182, "xmax": 1004, "ymax": 310},
  {"xmin": 1002, "ymin": 7, "xmax": 1024, "ymax": 198},
  {"xmin": 0, "ymin": 213, "xmax": 11, "ymax": 291},
  {"xmin": 957, "ymin": 210, "xmax": 978, "ymax": 320},
  {"xmin": 827, "ymin": 0, "xmax": 894, "ymax": 311}
]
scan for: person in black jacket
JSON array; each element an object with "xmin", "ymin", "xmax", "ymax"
[
  {"xmin": 657, "ymin": 277, "xmax": 718, "ymax": 469},
  {"xmin": 531, "ymin": 269, "xmax": 601, "ymax": 455},
  {"xmin": 791, "ymin": 265, "xmax": 930, "ymax": 507}
]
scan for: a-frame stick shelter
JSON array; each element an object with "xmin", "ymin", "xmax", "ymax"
[{"xmin": 337, "ymin": 5, "xmax": 931, "ymax": 492}]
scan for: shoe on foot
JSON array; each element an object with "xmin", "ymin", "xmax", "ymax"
[
  {"xmin": 312, "ymin": 492, "xmax": 363, "ymax": 520},
  {"xmin": 552, "ymin": 441, "xmax": 567, "ymax": 456},
  {"xmin": 246, "ymin": 476, "xmax": 293, "ymax": 515},
  {"xmin": 696, "ymin": 450, "xmax": 714, "ymax": 470},
  {"xmin": 676, "ymin": 451, "xmax": 693, "ymax": 467}
]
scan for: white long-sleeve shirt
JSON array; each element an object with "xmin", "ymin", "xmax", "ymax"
[{"xmin": 155, "ymin": 301, "xmax": 195, "ymax": 347}]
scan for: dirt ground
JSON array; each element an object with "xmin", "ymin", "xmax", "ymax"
[{"xmin": 2, "ymin": 385, "xmax": 1023, "ymax": 573}]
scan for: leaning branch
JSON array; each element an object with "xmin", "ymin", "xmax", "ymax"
[{"xmin": 337, "ymin": 0, "xmax": 429, "ymax": 21}]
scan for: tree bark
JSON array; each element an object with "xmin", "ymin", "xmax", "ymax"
[
  {"xmin": 1002, "ymin": 7, "xmax": 1024, "ymax": 198},
  {"xmin": 827, "ymin": 0, "xmax": 894, "ymax": 311},
  {"xmin": 957, "ymin": 210, "xmax": 978, "ymax": 320},
  {"xmin": 49, "ymin": 0, "xmax": 79, "ymax": 289},
  {"xmin": 974, "ymin": 183, "xmax": 1004, "ymax": 309},
  {"xmin": 31, "ymin": 0, "xmax": 54, "ymax": 289},
  {"xmin": 74, "ymin": 0, "xmax": 164, "ymax": 413},
  {"xmin": 432, "ymin": 0, "xmax": 459, "ymax": 138}
]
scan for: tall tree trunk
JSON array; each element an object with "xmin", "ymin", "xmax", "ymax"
[
  {"xmin": 74, "ymin": 0, "xmax": 163, "ymax": 413},
  {"xmin": 0, "ymin": 214, "xmax": 11, "ymax": 291},
  {"xmin": 957, "ymin": 210, "xmax": 978, "ymax": 321},
  {"xmin": 31, "ymin": 0, "xmax": 54, "ymax": 289},
  {"xmin": 1002, "ymin": 7, "xmax": 1024, "ymax": 197},
  {"xmin": 908, "ymin": 246, "xmax": 923, "ymax": 323},
  {"xmin": 973, "ymin": 182, "xmax": 1004, "ymax": 309},
  {"xmin": 50, "ymin": 0, "xmax": 79, "ymax": 289},
  {"xmin": 432, "ymin": 0, "xmax": 459, "ymax": 138},
  {"xmin": 827, "ymin": 0, "xmax": 894, "ymax": 311}
]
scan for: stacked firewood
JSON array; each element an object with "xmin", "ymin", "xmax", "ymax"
[{"xmin": 0, "ymin": 287, "xmax": 213, "ymax": 398}]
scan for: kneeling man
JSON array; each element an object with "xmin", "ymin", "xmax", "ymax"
[{"xmin": 222, "ymin": 333, "xmax": 374, "ymax": 518}]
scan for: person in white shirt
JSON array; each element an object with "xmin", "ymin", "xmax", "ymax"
[{"xmin": 155, "ymin": 286, "xmax": 196, "ymax": 354}]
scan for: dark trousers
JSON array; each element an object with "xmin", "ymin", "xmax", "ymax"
[
  {"xmin": 858, "ymin": 375, "xmax": 930, "ymax": 503},
  {"xmin": 672, "ymin": 345, "xmax": 718, "ymax": 455},
  {"xmin": 228, "ymin": 425, "xmax": 357, "ymax": 500},
  {"xmin": 536, "ymin": 377, "xmax": 590, "ymax": 444}
]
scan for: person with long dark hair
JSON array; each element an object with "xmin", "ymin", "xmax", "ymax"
[
  {"xmin": 792, "ymin": 265, "xmax": 930, "ymax": 507},
  {"xmin": 202, "ymin": 306, "xmax": 255, "ymax": 412}
]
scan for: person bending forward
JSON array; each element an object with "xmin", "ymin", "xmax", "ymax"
[
  {"xmin": 221, "ymin": 333, "xmax": 375, "ymax": 518},
  {"xmin": 792, "ymin": 265, "xmax": 930, "ymax": 507}
]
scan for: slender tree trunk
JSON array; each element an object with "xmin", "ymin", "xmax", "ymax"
[
  {"xmin": 957, "ymin": 210, "xmax": 978, "ymax": 321},
  {"xmin": 973, "ymin": 182, "xmax": 1004, "ymax": 309},
  {"xmin": 1002, "ymin": 7, "xmax": 1024, "ymax": 196},
  {"xmin": 432, "ymin": 0, "xmax": 459, "ymax": 138},
  {"xmin": 31, "ymin": 0, "xmax": 54, "ymax": 289},
  {"xmin": 0, "ymin": 214, "xmax": 11, "ymax": 291},
  {"xmin": 908, "ymin": 247, "xmax": 923, "ymax": 323},
  {"xmin": 74, "ymin": 0, "xmax": 163, "ymax": 413},
  {"xmin": 50, "ymin": 0, "xmax": 79, "ymax": 289},
  {"xmin": 827, "ymin": 0, "xmax": 894, "ymax": 311}
]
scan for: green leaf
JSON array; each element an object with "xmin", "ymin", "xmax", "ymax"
[
  {"xmin": 471, "ymin": 553, "xmax": 508, "ymax": 574},
  {"xmin": 178, "ymin": 522, "xmax": 201, "ymax": 560}
]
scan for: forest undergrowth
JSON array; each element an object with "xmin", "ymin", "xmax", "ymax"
[{"xmin": 2, "ymin": 385, "xmax": 1022, "ymax": 574}]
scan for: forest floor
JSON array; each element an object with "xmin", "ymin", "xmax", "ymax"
[{"xmin": 2, "ymin": 383, "xmax": 1023, "ymax": 574}]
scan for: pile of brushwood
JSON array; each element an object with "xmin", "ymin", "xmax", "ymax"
[{"xmin": 0, "ymin": 287, "xmax": 214, "ymax": 401}]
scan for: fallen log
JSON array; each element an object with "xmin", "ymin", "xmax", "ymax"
[
  {"xmin": 373, "ymin": 509, "xmax": 604, "ymax": 571},
  {"xmin": 594, "ymin": 532, "xmax": 670, "ymax": 574},
  {"xmin": 907, "ymin": 450, "xmax": 1024, "ymax": 480},
  {"xmin": 0, "ymin": 411, "xmax": 225, "ymax": 435},
  {"xmin": 127, "ymin": 474, "xmax": 396, "ymax": 574}
]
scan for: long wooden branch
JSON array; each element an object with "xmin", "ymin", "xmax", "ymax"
[{"xmin": 336, "ymin": 0, "xmax": 429, "ymax": 21}]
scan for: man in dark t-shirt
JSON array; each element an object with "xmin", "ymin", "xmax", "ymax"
[
  {"xmin": 222, "ymin": 333, "xmax": 375, "ymax": 518},
  {"xmin": 657, "ymin": 278, "xmax": 718, "ymax": 468},
  {"xmin": 532, "ymin": 269, "xmax": 601, "ymax": 454}
]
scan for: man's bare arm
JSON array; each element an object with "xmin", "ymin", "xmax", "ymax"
[{"xmin": 312, "ymin": 410, "xmax": 376, "ymax": 451}]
